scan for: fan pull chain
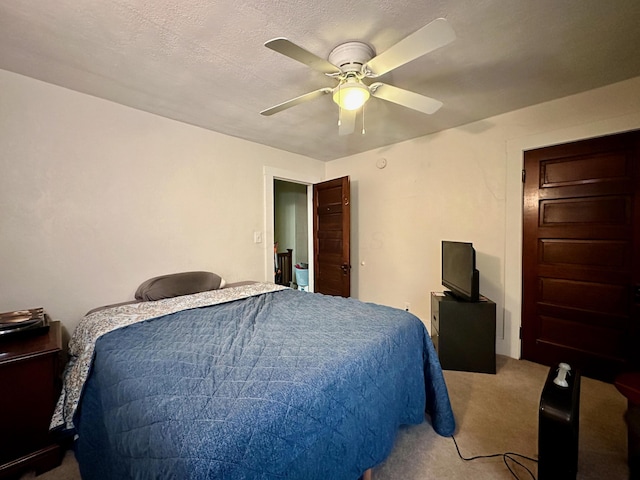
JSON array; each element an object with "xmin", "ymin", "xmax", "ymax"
[
  {"xmin": 337, "ymin": 87, "xmax": 343, "ymax": 128},
  {"xmin": 361, "ymin": 104, "xmax": 366, "ymax": 135}
]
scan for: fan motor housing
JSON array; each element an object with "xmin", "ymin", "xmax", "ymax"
[{"xmin": 328, "ymin": 42, "xmax": 375, "ymax": 73}]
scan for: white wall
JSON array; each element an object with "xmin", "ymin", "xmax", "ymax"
[
  {"xmin": 3, "ymin": 68, "xmax": 639, "ymax": 356},
  {"xmin": 325, "ymin": 76, "xmax": 640, "ymax": 359},
  {"xmin": 0, "ymin": 69, "xmax": 324, "ymax": 337}
]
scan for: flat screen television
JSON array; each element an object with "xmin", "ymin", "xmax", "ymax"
[{"xmin": 441, "ymin": 240, "xmax": 480, "ymax": 302}]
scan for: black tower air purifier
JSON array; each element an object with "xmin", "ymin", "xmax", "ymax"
[{"xmin": 538, "ymin": 363, "xmax": 581, "ymax": 480}]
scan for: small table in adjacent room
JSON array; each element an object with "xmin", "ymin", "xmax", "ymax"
[
  {"xmin": 430, "ymin": 292, "xmax": 496, "ymax": 374},
  {"xmin": 0, "ymin": 321, "xmax": 64, "ymax": 479}
]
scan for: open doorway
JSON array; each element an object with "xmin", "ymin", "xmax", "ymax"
[
  {"xmin": 263, "ymin": 167, "xmax": 351, "ymax": 297},
  {"xmin": 274, "ymin": 179, "xmax": 309, "ymax": 290},
  {"xmin": 263, "ymin": 167, "xmax": 320, "ymax": 292}
]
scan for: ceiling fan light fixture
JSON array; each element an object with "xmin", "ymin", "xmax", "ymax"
[
  {"xmin": 262, "ymin": 18, "xmax": 456, "ymax": 131},
  {"xmin": 333, "ymin": 78, "xmax": 370, "ymax": 111}
]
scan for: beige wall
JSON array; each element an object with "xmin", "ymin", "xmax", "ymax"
[
  {"xmin": 326, "ymin": 76, "xmax": 640, "ymax": 359},
  {"xmin": 0, "ymin": 69, "xmax": 324, "ymax": 337},
  {"xmin": 2, "ymin": 67, "xmax": 639, "ymax": 358}
]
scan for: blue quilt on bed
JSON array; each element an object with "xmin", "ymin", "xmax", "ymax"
[{"xmin": 74, "ymin": 289, "xmax": 454, "ymax": 480}]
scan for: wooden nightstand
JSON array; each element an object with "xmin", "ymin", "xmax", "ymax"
[{"xmin": 0, "ymin": 321, "xmax": 64, "ymax": 479}]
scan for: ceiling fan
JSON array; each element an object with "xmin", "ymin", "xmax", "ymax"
[{"xmin": 260, "ymin": 18, "xmax": 456, "ymax": 135}]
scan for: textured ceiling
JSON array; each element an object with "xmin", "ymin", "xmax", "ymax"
[{"xmin": 1, "ymin": 0, "xmax": 640, "ymax": 161}]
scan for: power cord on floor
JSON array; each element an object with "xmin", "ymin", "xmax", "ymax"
[{"xmin": 451, "ymin": 435, "xmax": 538, "ymax": 480}]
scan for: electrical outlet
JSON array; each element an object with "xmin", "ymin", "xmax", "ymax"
[{"xmin": 404, "ymin": 302, "xmax": 410, "ymax": 312}]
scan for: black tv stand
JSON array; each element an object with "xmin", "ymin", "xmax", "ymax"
[
  {"xmin": 431, "ymin": 292, "xmax": 496, "ymax": 374},
  {"xmin": 443, "ymin": 290, "xmax": 479, "ymax": 302},
  {"xmin": 443, "ymin": 290, "xmax": 464, "ymax": 300}
]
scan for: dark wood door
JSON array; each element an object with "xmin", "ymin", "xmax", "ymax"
[
  {"xmin": 522, "ymin": 131, "xmax": 640, "ymax": 381},
  {"xmin": 313, "ymin": 176, "xmax": 350, "ymax": 297}
]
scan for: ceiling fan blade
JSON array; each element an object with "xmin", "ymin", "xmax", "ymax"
[
  {"xmin": 370, "ymin": 83, "xmax": 443, "ymax": 115},
  {"xmin": 364, "ymin": 18, "xmax": 455, "ymax": 77},
  {"xmin": 338, "ymin": 109, "xmax": 356, "ymax": 136},
  {"xmin": 265, "ymin": 38, "xmax": 341, "ymax": 75},
  {"xmin": 260, "ymin": 88, "xmax": 332, "ymax": 116}
]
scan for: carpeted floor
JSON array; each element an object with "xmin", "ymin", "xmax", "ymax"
[
  {"xmin": 374, "ymin": 355, "xmax": 628, "ymax": 479},
  {"xmin": 22, "ymin": 355, "xmax": 629, "ymax": 479}
]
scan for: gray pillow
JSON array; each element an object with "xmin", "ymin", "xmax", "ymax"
[{"xmin": 135, "ymin": 271, "xmax": 225, "ymax": 301}]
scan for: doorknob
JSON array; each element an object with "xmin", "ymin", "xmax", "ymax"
[{"xmin": 341, "ymin": 264, "xmax": 350, "ymax": 275}]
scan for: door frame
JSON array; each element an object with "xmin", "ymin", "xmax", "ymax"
[
  {"xmin": 264, "ymin": 167, "xmax": 322, "ymax": 292},
  {"xmin": 503, "ymin": 116, "xmax": 640, "ymax": 360}
]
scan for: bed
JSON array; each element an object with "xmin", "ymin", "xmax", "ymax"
[{"xmin": 51, "ymin": 276, "xmax": 455, "ymax": 480}]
